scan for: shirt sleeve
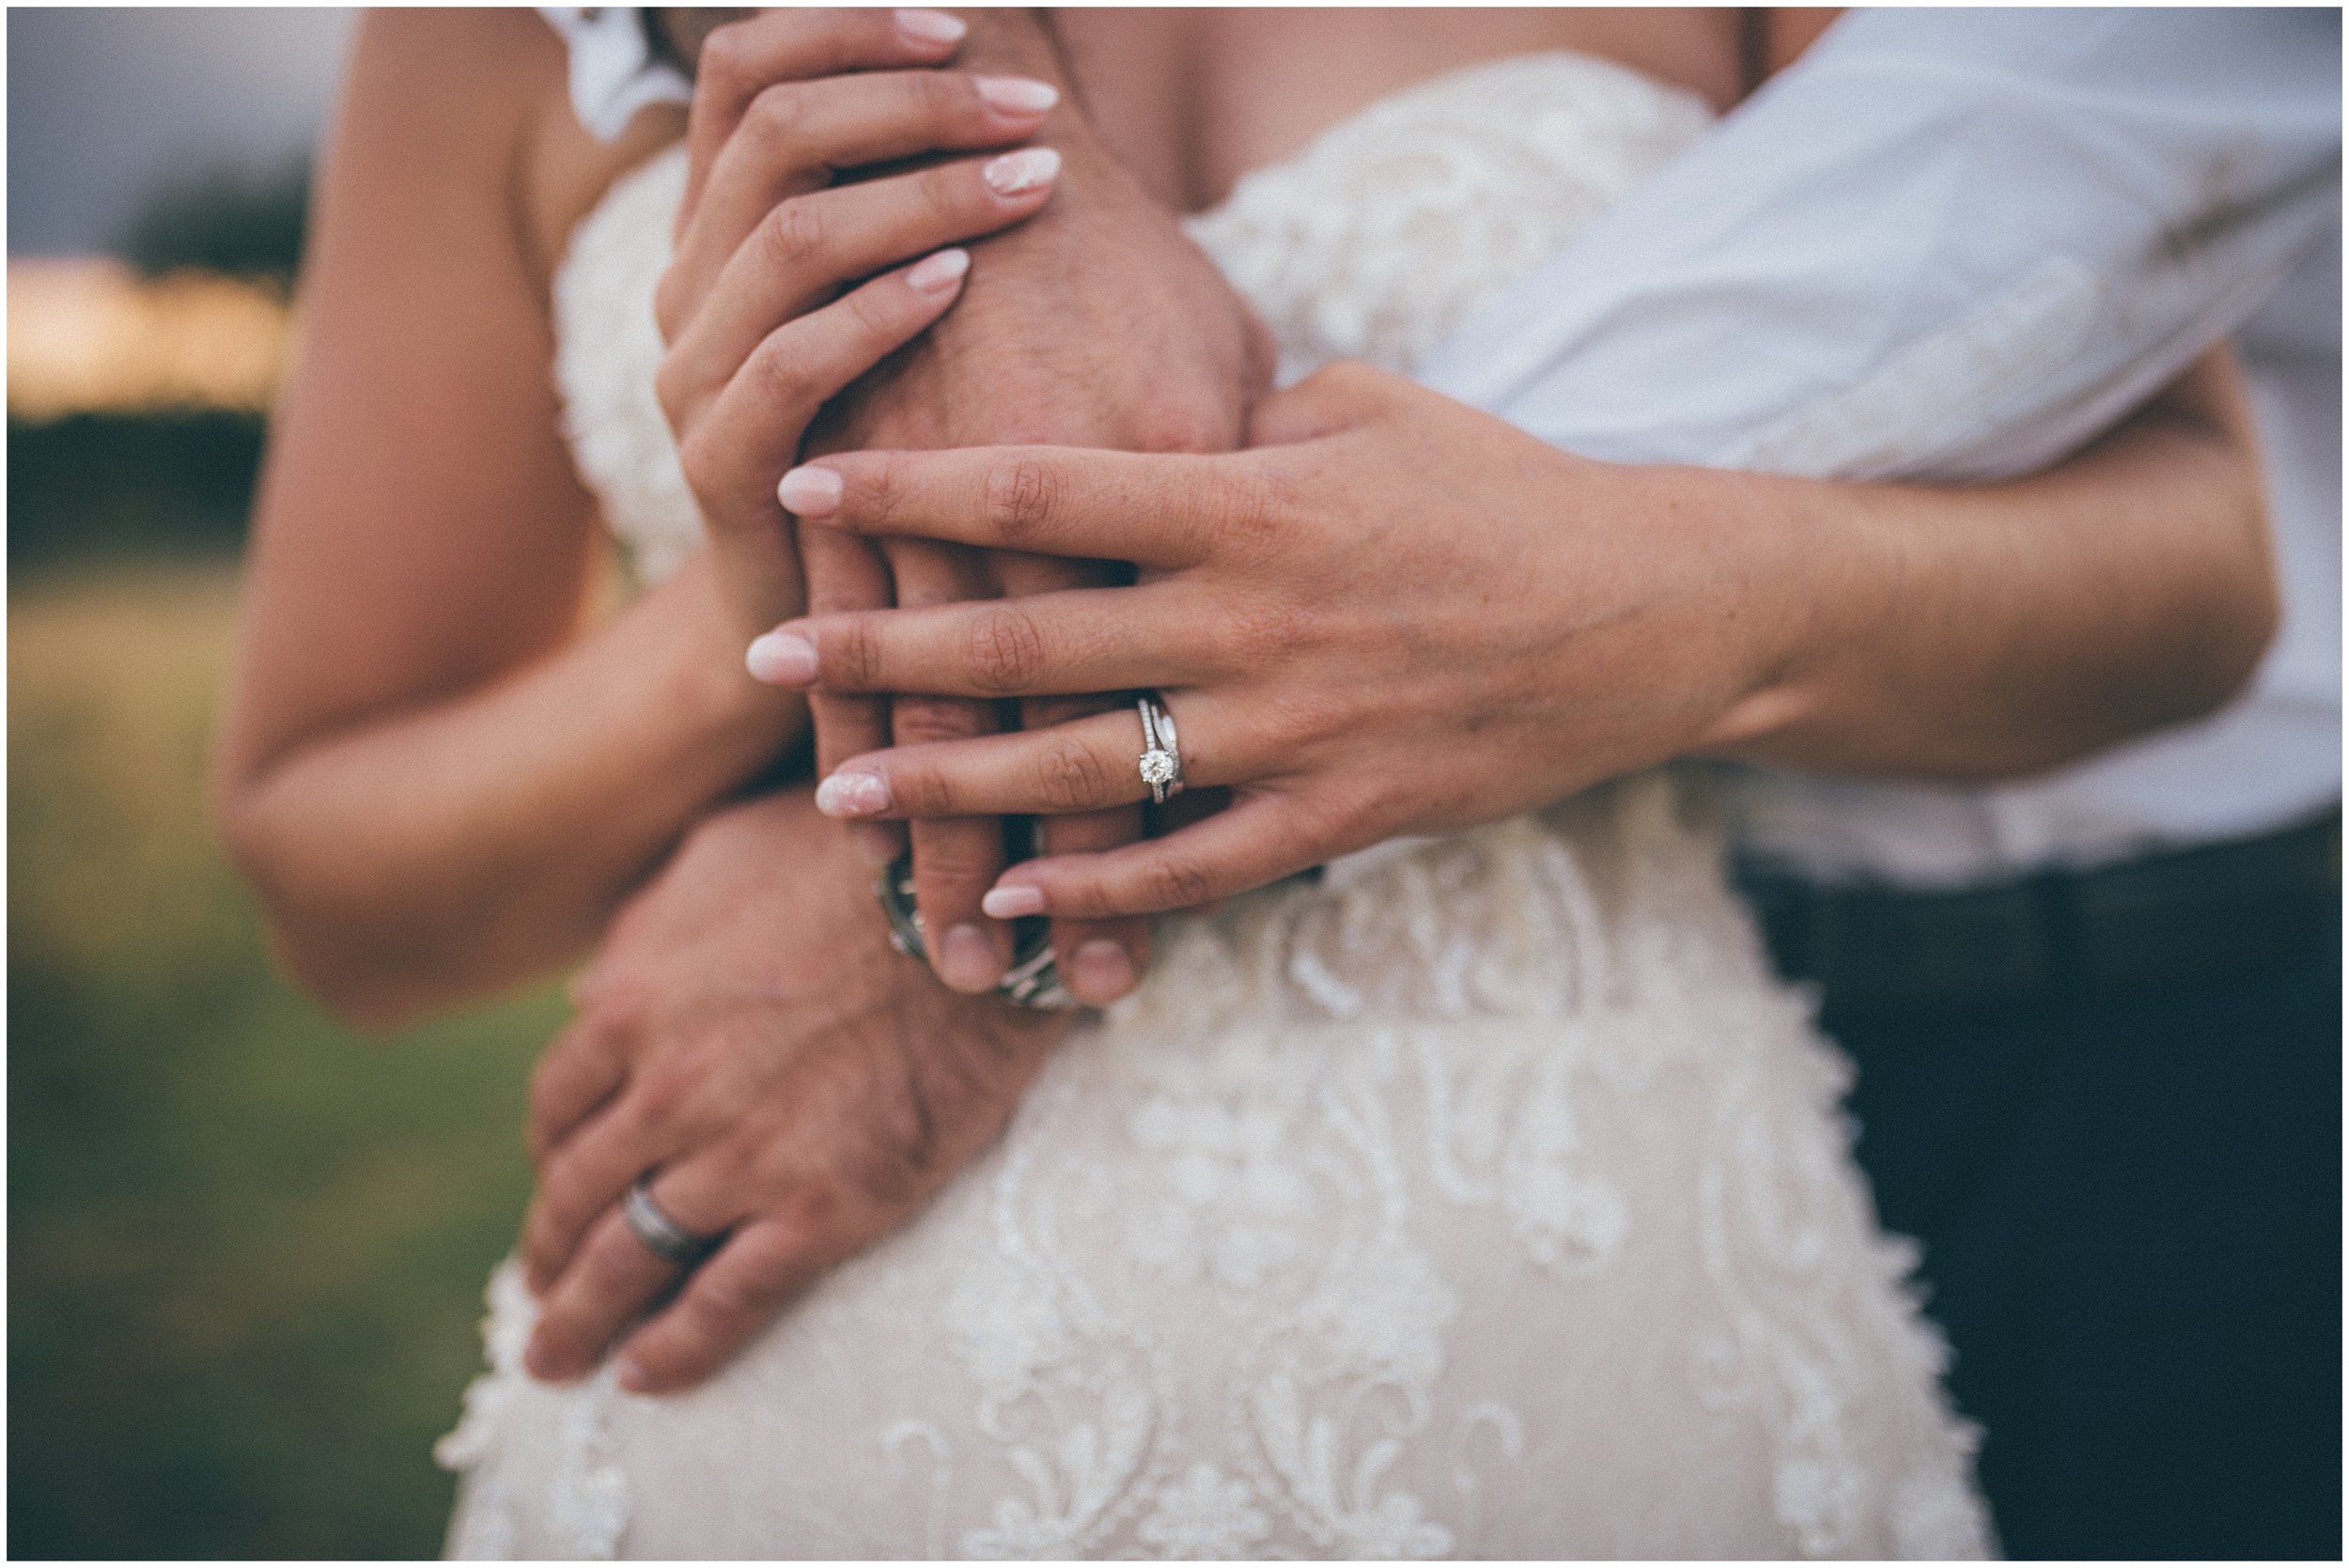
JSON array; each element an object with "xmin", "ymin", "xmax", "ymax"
[
  {"xmin": 538, "ymin": 7, "xmax": 692, "ymax": 144},
  {"xmin": 1415, "ymin": 7, "xmax": 2343, "ymax": 482}
]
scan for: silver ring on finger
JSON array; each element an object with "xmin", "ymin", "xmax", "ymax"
[
  {"xmin": 624, "ymin": 1174, "xmax": 723, "ymax": 1267},
  {"xmin": 1136, "ymin": 694, "xmax": 1186, "ymax": 806}
]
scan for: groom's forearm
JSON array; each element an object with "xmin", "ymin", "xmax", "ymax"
[{"xmin": 1699, "ymin": 351, "xmax": 2279, "ymax": 783}]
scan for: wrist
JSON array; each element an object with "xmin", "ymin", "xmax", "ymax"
[
  {"xmin": 1663, "ymin": 465, "xmax": 1879, "ymax": 758},
  {"xmin": 654, "ymin": 551, "xmax": 811, "ymax": 769}
]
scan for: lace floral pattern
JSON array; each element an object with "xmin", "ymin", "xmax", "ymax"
[{"xmin": 440, "ymin": 50, "xmax": 1991, "ymax": 1559}]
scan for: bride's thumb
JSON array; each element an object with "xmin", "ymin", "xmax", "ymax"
[{"xmin": 1246, "ymin": 360, "xmax": 1402, "ymax": 447}]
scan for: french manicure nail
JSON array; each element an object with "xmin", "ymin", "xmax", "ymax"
[
  {"xmin": 974, "ymin": 75, "xmax": 1059, "ymax": 115},
  {"xmin": 776, "ymin": 464, "xmax": 843, "ymax": 517},
  {"xmin": 1067, "ymin": 939, "xmax": 1137, "ymax": 1004},
  {"xmin": 894, "ymin": 8, "xmax": 966, "ymax": 47},
  {"xmin": 744, "ymin": 631, "xmax": 818, "ymax": 686},
  {"xmin": 906, "ymin": 247, "xmax": 971, "ymax": 296},
  {"xmin": 983, "ymin": 147, "xmax": 1062, "ymax": 196},
  {"xmin": 939, "ymin": 923, "xmax": 1003, "ymax": 992},
  {"xmin": 981, "ymin": 884, "xmax": 1047, "ymax": 921},
  {"xmin": 816, "ymin": 769, "xmax": 891, "ymax": 817}
]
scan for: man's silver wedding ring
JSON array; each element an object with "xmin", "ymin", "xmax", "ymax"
[
  {"xmin": 1137, "ymin": 695, "xmax": 1185, "ymax": 806},
  {"xmin": 624, "ymin": 1174, "xmax": 722, "ymax": 1266}
]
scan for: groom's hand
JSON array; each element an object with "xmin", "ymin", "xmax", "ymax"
[
  {"xmin": 793, "ymin": 8, "xmax": 1273, "ymax": 1006},
  {"xmin": 516, "ymin": 788, "xmax": 1065, "ymax": 1393}
]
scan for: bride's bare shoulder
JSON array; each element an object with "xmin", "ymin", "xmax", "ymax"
[{"xmin": 337, "ymin": 9, "xmax": 681, "ymax": 297}]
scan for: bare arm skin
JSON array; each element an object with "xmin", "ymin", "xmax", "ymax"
[
  {"xmin": 751, "ymin": 348, "xmax": 2275, "ymax": 920},
  {"xmin": 213, "ymin": 10, "xmax": 1050, "ymax": 1027}
]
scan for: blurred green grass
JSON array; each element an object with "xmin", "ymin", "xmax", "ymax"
[{"xmin": 9, "ymin": 561, "xmax": 564, "ymax": 1558}]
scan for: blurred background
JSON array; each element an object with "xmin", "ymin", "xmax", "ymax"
[{"xmin": 10, "ymin": 10, "xmax": 564, "ymax": 1556}]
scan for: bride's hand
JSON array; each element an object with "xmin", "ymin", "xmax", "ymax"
[
  {"xmin": 744, "ymin": 362, "xmax": 1814, "ymax": 918},
  {"xmin": 651, "ymin": 8, "xmax": 1067, "ymax": 644},
  {"xmin": 517, "ymin": 789, "xmax": 1064, "ymax": 1393}
]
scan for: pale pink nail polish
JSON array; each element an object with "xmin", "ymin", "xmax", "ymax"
[
  {"xmin": 938, "ymin": 923, "xmax": 1003, "ymax": 992},
  {"xmin": 745, "ymin": 631, "xmax": 818, "ymax": 685},
  {"xmin": 776, "ymin": 464, "xmax": 843, "ymax": 517},
  {"xmin": 894, "ymin": 8, "xmax": 966, "ymax": 47},
  {"xmin": 981, "ymin": 884, "xmax": 1047, "ymax": 921},
  {"xmin": 816, "ymin": 769, "xmax": 892, "ymax": 817},
  {"xmin": 906, "ymin": 247, "xmax": 971, "ymax": 297},
  {"xmin": 616, "ymin": 1356, "xmax": 653, "ymax": 1393},
  {"xmin": 974, "ymin": 75, "xmax": 1059, "ymax": 115},
  {"xmin": 983, "ymin": 147, "xmax": 1062, "ymax": 196}
]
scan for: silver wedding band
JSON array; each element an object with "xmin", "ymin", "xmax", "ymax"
[
  {"xmin": 624, "ymin": 1174, "xmax": 722, "ymax": 1267},
  {"xmin": 1136, "ymin": 694, "xmax": 1185, "ymax": 806}
]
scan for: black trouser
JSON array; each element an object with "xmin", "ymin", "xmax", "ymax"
[{"xmin": 1750, "ymin": 830, "xmax": 2341, "ymax": 1559}]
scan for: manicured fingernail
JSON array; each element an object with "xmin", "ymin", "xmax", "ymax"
[
  {"xmin": 981, "ymin": 884, "xmax": 1046, "ymax": 920},
  {"xmin": 974, "ymin": 75, "xmax": 1059, "ymax": 115},
  {"xmin": 1066, "ymin": 939, "xmax": 1137, "ymax": 1004},
  {"xmin": 938, "ymin": 923, "xmax": 1003, "ymax": 992},
  {"xmin": 524, "ymin": 1340, "xmax": 564, "ymax": 1382},
  {"xmin": 616, "ymin": 1356, "xmax": 654, "ymax": 1394},
  {"xmin": 777, "ymin": 464, "xmax": 843, "ymax": 517},
  {"xmin": 815, "ymin": 768, "xmax": 891, "ymax": 817},
  {"xmin": 983, "ymin": 147, "xmax": 1061, "ymax": 196},
  {"xmin": 745, "ymin": 630, "xmax": 818, "ymax": 685},
  {"xmin": 906, "ymin": 247, "xmax": 970, "ymax": 297},
  {"xmin": 848, "ymin": 823, "xmax": 902, "ymax": 866},
  {"xmin": 894, "ymin": 8, "xmax": 966, "ymax": 46}
]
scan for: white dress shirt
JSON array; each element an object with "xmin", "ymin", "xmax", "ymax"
[{"xmin": 1420, "ymin": 7, "xmax": 2342, "ymax": 886}]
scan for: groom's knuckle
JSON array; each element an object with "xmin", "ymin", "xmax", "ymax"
[
  {"xmin": 964, "ymin": 605, "xmax": 1047, "ymax": 692},
  {"xmin": 629, "ymin": 1064, "xmax": 692, "ymax": 1136},
  {"xmin": 893, "ymin": 693, "xmax": 986, "ymax": 745},
  {"xmin": 979, "ymin": 457, "xmax": 1063, "ymax": 548}
]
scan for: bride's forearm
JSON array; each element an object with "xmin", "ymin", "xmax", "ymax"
[
  {"xmin": 218, "ymin": 551, "xmax": 806, "ymax": 1029},
  {"xmin": 1701, "ymin": 351, "xmax": 2278, "ymax": 780}
]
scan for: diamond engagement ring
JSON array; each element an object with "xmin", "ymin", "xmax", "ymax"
[
  {"xmin": 1137, "ymin": 695, "xmax": 1185, "ymax": 806},
  {"xmin": 624, "ymin": 1174, "xmax": 723, "ymax": 1266}
]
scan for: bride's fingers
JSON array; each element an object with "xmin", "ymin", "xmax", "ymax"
[
  {"xmin": 680, "ymin": 251, "xmax": 972, "ymax": 551},
  {"xmin": 681, "ymin": 9, "xmax": 972, "ymax": 218},
  {"xmin": 888, "ymin": 539, "xmax": 1013, "ymax": 993},
  {"xmin": 613, "ymin": 1218, "xmax": 845, "ymax": 1394},
  {"xmin": 747, "ymin": 586, "xmax": 1215, "ymax": 700},
  {"xmin": 801, "ymin": 530, "xmax": 904, "ymax": 868},
  {"xmin": 663, "ymin": 133, "xmax": 1060, "ymax": 381},
  {"xmin": 815, "ymin": 699, "xmax": 1249, "ymax": 822},
  {"xmin": 522, "ymin": 1161, "xmax": 738, "ymax": 1384},
  {"xmin": 778, "ymin": 445, "xmax": 1239, "ymax": 568},
  {"xmin": 982, "ymin": 792, "xmax": 1325, "ymax": 922}
]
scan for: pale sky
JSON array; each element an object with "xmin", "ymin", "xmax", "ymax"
[{"xmin": 8, "ymin": 8, "xmax": 357, "ymax": 256}]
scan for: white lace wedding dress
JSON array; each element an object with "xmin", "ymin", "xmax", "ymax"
[{"xmin": 439, "ymin": 54, "xmax": 1993, "ymax": 1559}]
